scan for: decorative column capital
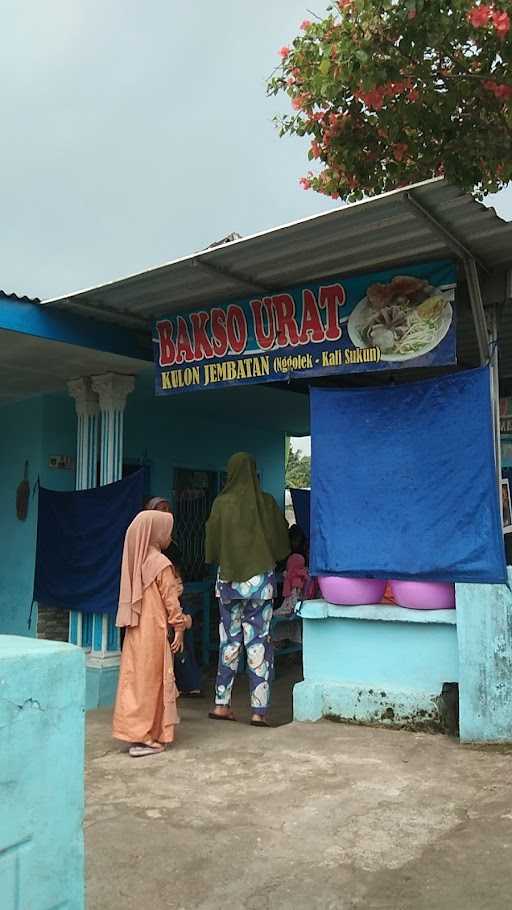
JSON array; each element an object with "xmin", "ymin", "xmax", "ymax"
[
  {"xmin": 67, "ymin": 377, "xmax": 100, "ymax": 418},
  {"xmin": 91, "ymin": 373, "xmax": 135, "ymax": 411}
]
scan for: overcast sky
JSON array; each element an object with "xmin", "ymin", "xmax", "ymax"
[{"xmin": 1, "ymin": 0, "xmax": 511, "ymax": 300}]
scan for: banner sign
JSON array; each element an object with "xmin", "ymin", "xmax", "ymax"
[{"xmin": 153, "ymin": 259, "xmax": 457, "ymax": 395}]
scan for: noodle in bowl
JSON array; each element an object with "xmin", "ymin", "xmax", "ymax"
[{"xmin": 347, "ymin": 276, "xmax": 453, "ymax": 363}]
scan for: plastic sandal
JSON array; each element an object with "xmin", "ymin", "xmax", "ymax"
[
  {"xmin": 208, "ymin": 711, "xmax": 237, "ymax": 722},
  {"xmin": 129, "ymin": 744, "xmax": 165, "ymax": 757}
]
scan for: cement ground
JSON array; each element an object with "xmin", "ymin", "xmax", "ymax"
[{"xmin": 86, "ymin": 666, "xmax": 512, "ymax": 910}]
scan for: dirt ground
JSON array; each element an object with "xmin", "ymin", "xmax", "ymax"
[{"xmin": 86, "ymin": 666, "xmax": 512, "ymax": 910}]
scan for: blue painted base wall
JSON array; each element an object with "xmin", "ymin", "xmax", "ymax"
[
  {"xmin": 294, "ymin": 602, "xmax": 459, "ymax": 727},
  {"xmin": 86, "ymin": 665, "xmax": 120, "ymax": 711},
  {"xmin": 0, "ymin": 635, "xmax": 85, "ymax": 910}
]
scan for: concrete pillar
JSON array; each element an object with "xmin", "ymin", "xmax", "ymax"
[
  {"xmin": 67, "ymin": 377, "xmax": 100, "ymax": 492},
  {"xmin": 457, "ymin": 569, "xmax": 512, "ymax": 742},
  {"xmin": 0, "ymin": 635, "xmax": 85, "ymax": 910},
  {"xmin": 92, "ymin": 373, "xmax": 134, "ymax": 487},
  {"xmin": 83, "ymin": 374, "xmax": 134, "ymax": 707},
  {"xmin": 67, "ymin": 378, "xmax": 100, "ymax": 649},
  {"xmin": 66, "ymin": 373, "xmax": 134, "ymax": 707}
]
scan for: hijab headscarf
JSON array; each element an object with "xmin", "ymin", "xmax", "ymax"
[
  {"xmin": 116, "ymin": 510, "xmax": 174, "ymax": 628},
  {"xmin": 205, "ymin": 452, "xmax": 290, "ymax": 582},
  {"xmin": 146, "ymin": 496, "xmax": 169, "ymax": 511},
  {"xmin": 146, "ymin": 495, "xmax": 184, "ymax": 592},
  {"xmin": 283, "ymin": 553, "xmax": 308, "ymax": 597}
]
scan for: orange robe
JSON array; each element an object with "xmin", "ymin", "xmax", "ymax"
[{"xmin": 113, "ymin": 565, "xmax": 191, "ymax": 745}]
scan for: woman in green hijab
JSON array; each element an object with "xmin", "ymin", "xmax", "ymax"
[{"xmin": 205, "ymin": 452, "xmax": 290, "ymax": 726}]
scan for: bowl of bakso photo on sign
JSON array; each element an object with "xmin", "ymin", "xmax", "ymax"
[
  {"xmin": 347, "ymin": 275, "xmax": 453, "ymax": 362},
  {"xmin": 319, "ymin": 576, "xmax": 386, "ymax": 606}
]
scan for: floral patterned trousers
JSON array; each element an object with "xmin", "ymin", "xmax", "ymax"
[{"xmin": 215, "ymin": 599, "xmax": 273, "ymax": 716}]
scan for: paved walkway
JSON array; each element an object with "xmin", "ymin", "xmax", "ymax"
[{"xmin": 86, "ymin": 671, "xmax": 512, "ymax": 910}]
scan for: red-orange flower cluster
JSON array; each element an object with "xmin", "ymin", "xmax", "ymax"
[
  {"xmin": 493, "ymin": 10, "xmax": 511, "ymax": 34},
  {"xmin": 468, "ymin": 5, "xmax": 510, "ymax": 35},
  {"xmin": 469, "ymin": 4, "xmax": 493, "ymax": 26},
  {"xmin": 483, "ymin": 79, "xmax": 512, "ymax": 98},
  {"xmin": 392, "ymin": 143, "xmax": 409, "ymax": 162},
  {"xmin": 292, "ymin": 93, "xmax": 312, "ymax": 111},
  {"xmin": 355, "ymin": 80, "xmax": 417, "ymax": 110}
]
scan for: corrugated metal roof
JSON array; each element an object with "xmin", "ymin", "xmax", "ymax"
[
  {"xmin": 1, "ymin": 290, "xmax": 40, "ymax": 304},
  {"xmin": 43, "ymin": 178, "xmax": 512, "ymax": 330}
]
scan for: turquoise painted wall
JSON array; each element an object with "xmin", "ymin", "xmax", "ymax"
[
  {"xmin": 124, "ymin": 372, "xmax": 296, "ymax": 504},
  {"xmin": 0, "ymin": 377, "xmax": 299, "ymax": 636},
  {"xmin": 0, "ymin": 635, "xmax": 85, "ymax": 909},
  {"xmin": 0, "ymin": 395, "xmax": 76, "ymax": 636},
  {"xmin": 0, "ymin": 398, "xmax": 43, "ymax": 635},
  {"xmin": 39, "ymin": 395, "xmax": 77, "ymax": 492}
]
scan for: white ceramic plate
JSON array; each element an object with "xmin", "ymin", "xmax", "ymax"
[{"xmin": 347, "ymin": 292, "xmax": 453, "ymax": 362}]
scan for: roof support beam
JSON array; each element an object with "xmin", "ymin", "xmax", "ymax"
[
  {"xmin": 42, "ymin": 296, "xmax": 149, "ymax": 331},
  {"xmin": 192, "ymin": 256, "xmax": 270, "ymax": 294},
  {"xmin": 486, "ymin": 302, "xmax": 502, "ymax": 497},
  {"xmin": 463, "ymin": 257, "xmax": 491, "ymax": 364},
  {"xmin": 404, "ymin": 191, "xmax": 489, "ymax": 275},
  {"xmin": 405, "ymin": 190, "xmax": 490, "ymax": 363}
]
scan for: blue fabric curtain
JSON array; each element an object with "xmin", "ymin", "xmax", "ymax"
[
  {"xmin": 290, "ymin": 488, "xmax": 311, "ymax": 540},
  {"xmin": 310, "ymin": 368, "xmax": 506, "ymax": 584},
  {"xmin": 33, "ymin": 470, "xmax": 145, "ymax": 615}
]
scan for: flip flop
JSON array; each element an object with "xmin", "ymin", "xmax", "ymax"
[
  {"xmin": 208, "ymin": 711, "xmax": 237, "ymax": 722},
  {"xmin": 250, "ymin": 719, "xmax": 272, "ymax": 728},
  {"xmin": 129, "ymin": 744, "xmax": 165, "ymax": 757}
]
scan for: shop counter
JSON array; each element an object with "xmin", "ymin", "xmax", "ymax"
[{"xmin": 294, "ymin": 599, "xmax": 458, "ymax": 729}]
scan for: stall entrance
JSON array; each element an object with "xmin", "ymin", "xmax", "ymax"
[
  {"xmin": 172, "ymin": 467, "xmax": 219, "ymax": 581},
  {"xmin": 164, "ymin": 446, "xmax": 306, "ymax": 725}
]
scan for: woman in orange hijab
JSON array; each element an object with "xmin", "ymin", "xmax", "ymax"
[{"xmin": 113, "ymin": 510, "xmax": 192, "ymax": 757}]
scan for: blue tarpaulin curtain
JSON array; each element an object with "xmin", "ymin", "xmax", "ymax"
[
  {"xmin": 33, "ymin": 470, "xmax": 145, "ymax": 615},
  {"xmin": 310, "ymin": 367, "xmax": 507, "ymax": 584},
  {"xmin": 290, "ymin": 488, "xmax": 311, "ymax": 541}
]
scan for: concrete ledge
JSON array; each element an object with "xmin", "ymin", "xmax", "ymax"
[
  {"xmin": 294, "ymin": 680, "xmax": 443, "ymax": 728},
  {"xmin": 300, "ymin": 599, "xmax": 457, "ymax": 624},
  {"xmin": 0, "ymin": 635, "xmax": 85, "ymax": 909},
  {"xmin": 296, "ymin": 600, "xmax": 459, "ymax": 728}
]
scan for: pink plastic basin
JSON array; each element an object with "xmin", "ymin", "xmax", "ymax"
[
  {"xmin": 390, "ymin": 580, "xmax": 455, "ymax": 610},
  {"xmin": 319, "ymin": 576, "xmax": 386, "ymax": 606}
]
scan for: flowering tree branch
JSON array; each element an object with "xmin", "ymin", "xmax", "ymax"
[{"xmin": 267, "ymin": 1, "xmax": 512, "ymax": 201}]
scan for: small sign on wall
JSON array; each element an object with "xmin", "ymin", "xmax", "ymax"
[
  {"xmin": 48, "ymin": 455, "xmax": 74, "ymax": 470},
  {"xmin": 500, "ymin": 398, "xmax": 512, "ymax": 467}
]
